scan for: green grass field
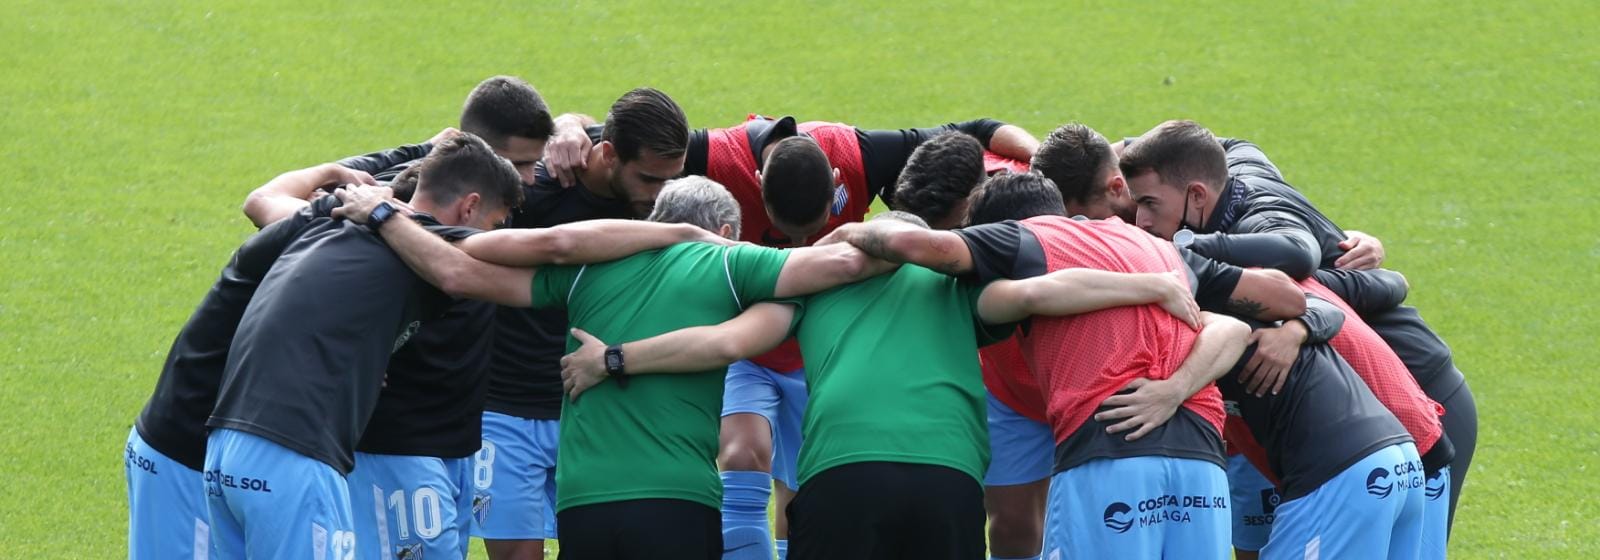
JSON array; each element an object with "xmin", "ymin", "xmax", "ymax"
[{"xmin": 3, "ymin": 0, "xmax": 1597, "ymax": 557}]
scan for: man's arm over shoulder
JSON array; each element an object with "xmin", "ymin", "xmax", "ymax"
[
  {"xmin": 335, "ymin": 140, "xmax": 436, "ymax": 176},
  {"xmin": 820, "ymin": 220, "xmax": 975, "ymax": 277},
  {"xmin": 456, "ymin": 220, "xmax": 727, "ymax": 267},
  {"xmin": 1312, "ymin": 268, "xmax": 1410, "ymax": 315},
  {"xmin": 1200, "ymin": 209, "xmax": 1323, "ymax": 279},
  {"xmin": 243, "ymin": 163, "xmax": 377, "ymax": 228},
  {"xmin": 770, "ymin": 243, "xmax": 897, "ymax": 299},
  {"xmin": 1182, "ymin": 248, "xmax": 1306, "ymax": 320}
]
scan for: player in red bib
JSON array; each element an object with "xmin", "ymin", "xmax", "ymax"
[{"xmin": 824, "ymin": 173, "xmax": 1314, "ymax": 559}]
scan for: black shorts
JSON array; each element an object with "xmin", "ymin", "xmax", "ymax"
[
  {"xmin": 556, "ymin": 498, "xmax": 721, "ymax": 560},
  {"xmin": 786, "ymin": 461, "xmax": 985, "ymax": 560}
]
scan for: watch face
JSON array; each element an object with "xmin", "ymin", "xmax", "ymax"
[{"xmin": 605, "ymin": 352, "xmax": 623, "ymax": 370}]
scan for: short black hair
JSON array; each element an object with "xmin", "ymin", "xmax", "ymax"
[
  {"xmin": 1118, "ymin": 120, "xmax": 1228, "ymax": 191},
  {"xmin": 965, "ymin": 172, "xmax": 1067, "ymax": 225},
  {"xmin": 602, "ymin": 87, "xmax": 690, "ymax": 163},
  {"xmin": 892, "ymin": 132, "xmax": 985, "ymax": 225},
  {"xmin": 761, "ymin": 136, "xmax": 834, "ymax": 227},
  {"xmin": 459, "ymin": 76, "xmax": 556, "ymax": 149},
  {"xmin": 1032, "ymin": 123, "xmax": 1114, "ymax": 205},
  {"xmin": 416, "ymin": 133, "xmax": 524, "ymax": 212}
]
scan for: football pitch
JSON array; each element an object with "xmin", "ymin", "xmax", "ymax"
[{"xmin": 2, "ymin": 0, "xmax": 1596, "ymax": 557}]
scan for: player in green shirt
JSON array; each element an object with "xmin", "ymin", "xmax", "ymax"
[
  {"xmin": 334, "ymin": 177, "xmax": 894, "ymax": 559},
  {"xmin": 557, "ymin": 212, "xmax": 1250, "ymax": 560}
]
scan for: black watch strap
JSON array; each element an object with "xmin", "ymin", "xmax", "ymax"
[
  {"xmin": 366, "ymin": 201, "xmax": 397, "ymax": 233},
  {"xmin": 604, "ymin": 344, "xmax": 628, "ymax": 389}
]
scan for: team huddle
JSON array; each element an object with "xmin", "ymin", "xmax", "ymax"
[{"xmin": 124, "ymin": 75, "xmax": 1479, "ymax": 560}]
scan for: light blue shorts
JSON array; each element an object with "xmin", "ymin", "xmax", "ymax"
[
  {"xmin": 721, "ymin": 359, "xmax": 807, "ymax": 490},
  {"xmin": 1042, "ymin": 456, "xmax": 1230, "ymax": 560},
  {"xmin": 1226, "ymin": 453, "xmax": 1279, "ymax": 552},
  {"xmin": 1421, "ymin": 466, "xmax": 1452, "ymax": 560},
  {"xmin": 1262, "ymin": 442, "xmax": 1426, "ymax": 560},
  {"xmin": 204, "ymin": 428, "xmax": 355, "ymax": 560},
  {"xmin": 470, "ymin": 411, "xmax": 559, "ymax": 540},
  {"xmin": 349, "ymin": 452, "xmax": 473, "ymax": 560},
  {"xmin": 126, "ymin": 427, "xmax": 208, "ymax": 559},
  {"xmin": 982, "ymin": 390, "xmax": 1054, "ymax": 487}
]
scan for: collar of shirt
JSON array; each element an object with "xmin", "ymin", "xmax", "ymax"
[{"xmin": 1203, "ymin": 177, "xmax": 1249, "ymax": 233}]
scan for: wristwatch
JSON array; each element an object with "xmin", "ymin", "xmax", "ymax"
[
  {"xmin": 367, "ymin": 200, "xmax": 398, "ymax": 233},
  {"xmin": 604, "ymin": 344, "xmax": 629, "ymax": 389}
]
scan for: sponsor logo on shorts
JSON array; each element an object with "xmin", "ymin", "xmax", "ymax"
[
  {"xmin": 1367, "ymin": 459, "xmax": 1424, "ymax": 499},
  {"xmin": 1103, "ymin": 502, "xmax": 1134, "ymax": 533},
  {"xmin": 125, "ymin": 443, "xmax": 159, "ymax": 475},
  {"xmin": 1425, "ymin": 472, "xmax": 1447, "ymax": 500},
  {"xmin": 1242, "ymin": 487, "xmax": 1280, "ymax": 526},
  {"xmin": 396, "ymin": 542, "xmax": 424, "ymax": 559},
  {"xmin": 204, "ymin": 469, "xmax": 273, "ymax": 494},
  {"xmin": 1104, "ymin": 494, "xmax": 1226, "ymax": 532},
  {"xmin": 471, "ymin": 491, "xmax": 492, "ymax": 525},
  {"xmin": 1366, "ymin": 467, "xmax": 1393, "ymax": 498}
]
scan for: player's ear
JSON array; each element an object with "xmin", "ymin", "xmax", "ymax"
[
  {"xmin": 1108, "ymin": 173, "xmax": 1127, "ymax": 196},
  {"xmin": 1187, "ymin": 181, "xmax": 1208, "ymax": 204},
  {"xmin": 832, "ymin": 168, "xmax": 841, "ymax": 184},
  {"xmin": 718, "ymin": 223, "xmax": 735, "ymax": 239},
  {"xmin": 461, "ymin": 192, "xmax": 482, "ymax": 219},
  {"xmin": 598, "ymin": 142, "xmax": 617, "ymax": 167}
]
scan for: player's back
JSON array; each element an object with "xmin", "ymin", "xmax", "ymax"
[
  {"xmin": 531, "ymin": 241, "xmax": 789, "ymax": 512},
  {"xmin": 1301, "ymin": 280, "xmax": 1450, "ymax": 467},
  {"xmin": 792, "ymin": 265, "xmax": 998, "ymax": 486},
  {"xmin": 210, "ymin": 218, "xmax": 466, "ymax": 473},
  {"xmin": 136, "ymin": 197, "xmax": 339, "ymax": 471},
  {"xmin": 1221, "ymin": 340, "xmax": 1412, "ymax": 500},
  {"xmin": 1014, "ymin": 216, "xmax": 1217, "ymax": 440}
]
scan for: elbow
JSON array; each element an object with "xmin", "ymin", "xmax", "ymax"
[
  {"xmin": 541, "ymin": 230, "xmax": 580, "ymax": 266},
  {"xmin": 241, "ymin": 193, "xmax": 268, "ymax": 226},
  {"xmin": 834, "ymin": 250, "xmax": 871, "ymax": 282},
  {"xmin": 1281, "ymin": 251, "xmax": 1317, "ymax": 281},
  {"xmin": 432, "ymin": 262, "xmax": 483, "ymax": 300},
  {"xmin": 1262, "ymin": 269, "xmax": 1308, "ymax": 320},
  {"xmin": 713, "ymin": 337, "xmax": 750, "ymax": 366}
]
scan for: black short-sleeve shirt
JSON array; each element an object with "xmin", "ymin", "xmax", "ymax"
[
  {"xmin": 207, "ymin": 216, "xmax": 476, "ymax": 474},
  {"xmin": 134, "ymin": 197, "xmax": 340, "ymax": 471},
  {"xmin": 483, "ymin": 163, "xmax": 631, "ymax": 420}
]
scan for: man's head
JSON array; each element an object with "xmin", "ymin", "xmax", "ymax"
[
  {"xmin": 598, "ymin": 87, "xmax": 691, "ymax": 217},
  {"xmin": 892, "ymin": 132, "xmax": 985, "ymax": 230},
  {"xmin": 964, "ymin": 172, "xmax": 1068, "ymax": 225},
  {"xmin": 647, "ymin": 176, "xmax": 742, "ymax": 240},
  {"xmin": 871, "ymin": 210, "xmax": 931, "ymax": 229},
  {"xmin": 759, "ymin": 136, "xmax": 837, "ymax": 242},
  {"xmin": 1031, "ymin": 123, "xmax": 1134, "ymax": 222},
  {"xmin": 412, "ymin": 133, "xmax": 524, "ymax": 231},
  {"xmin": 1118, "ymin": 120, "xmax": 1229, "ymax": 240},
  {"xmin": 459, "ymin": 76, "xmax": 556, "ymax": 184}
]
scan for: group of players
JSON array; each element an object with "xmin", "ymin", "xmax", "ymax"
[{"xmin": 123, "ymin": 75, "xmax": 1479, "ymax": 560}]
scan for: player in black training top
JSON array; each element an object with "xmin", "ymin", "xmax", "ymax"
[{"xmin": 124, "ymin": 162, "xmax": 370, "ymax": 560}]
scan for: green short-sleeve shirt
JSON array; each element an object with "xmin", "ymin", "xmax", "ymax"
[
  {"xmin": 792, "ymin": 265, "xmax": 1008, "ymax": 486},
  {"xmin": 531, "ymin": 242, "xmax": 790, "ymax": 511}
]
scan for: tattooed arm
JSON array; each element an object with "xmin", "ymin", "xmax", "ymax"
[
  {"xmin": 817, "ymin": 220, "xmax": 975, "ymax": 276},
  {"xmin": 1182, "ymin": 248, "xmax": 1306, "ymax": 321}
]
